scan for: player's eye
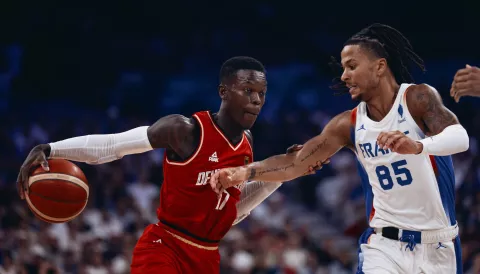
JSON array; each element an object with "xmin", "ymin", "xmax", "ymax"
[
  {"xmin": 244, "ymin": 88, "xmax": 252, "ymax": 94},
  {"xmin": 259, "ymin": 91, "xmax": 265, "ymax": 97}
]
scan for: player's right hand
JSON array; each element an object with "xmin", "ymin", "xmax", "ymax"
[{"xmin": 16, "ymin": 144, "xmax": 50, "ymax": 200}]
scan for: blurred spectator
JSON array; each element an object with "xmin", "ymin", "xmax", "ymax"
[{"xmin": 127, "ymin": 169, "xmax": 159, "ymax": 218}]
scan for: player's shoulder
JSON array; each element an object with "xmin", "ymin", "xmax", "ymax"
[
  {"xmin": 334, "ymin": 109, "xmax": 355, "ymax": 127},
  {"xmin": 405, "ymin": 83, "xmax": 443, "ymax": 116},
  {"xmin": 147, "ymin": 114, "xmax": 198, "ymax": 148},
  {"xmin": 405, "ymin": 83, "xmax": 440, "ymax": 97},
  {"xmin": 323, "ymin": 110, "xmax": 356, "ymax": 148},
  {"xmin": 321, "ymin": 110, "xmax": 354, "ymax": 141},
  {"xmin": 158, "ymin": 114, "xmax": 197, "ymax": 131}
]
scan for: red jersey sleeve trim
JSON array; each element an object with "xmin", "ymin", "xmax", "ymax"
[{"xmin": 351, "ymin": 107, "xmax": 358, "ymax": 126}]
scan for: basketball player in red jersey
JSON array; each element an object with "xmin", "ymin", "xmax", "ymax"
[{"xmin": 16, "ymin": 56, "xmax": 322, "ymax": 273}]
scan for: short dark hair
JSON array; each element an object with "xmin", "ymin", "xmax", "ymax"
[
  {"xmin": 330, "ymin": 23, "xmax": 426, "ymax": 94},
  {"xmin": 220, "ymin": 56, "xmax": 266, "ymax": 84}
]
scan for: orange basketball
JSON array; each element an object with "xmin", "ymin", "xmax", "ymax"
[{"xmin": 26, "ymin": 159, "xmax": 89, "ymax": 223}]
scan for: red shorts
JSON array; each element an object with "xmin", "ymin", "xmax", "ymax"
[{"xmin": 131, "ymin": 223, "xmax": 220, "ymax": 274}]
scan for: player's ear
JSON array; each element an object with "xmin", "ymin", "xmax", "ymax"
[
  {"xmin": 377, "ymin": 58, "xmax": 387, "ymax": 76},
  {"xmin": 218, "ymin": 84, "xmax": 228, "ymax": 101}
]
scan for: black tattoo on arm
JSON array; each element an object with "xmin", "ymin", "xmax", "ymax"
[
  {"xmin": 248, "ymin": 168, "xmax": 257, "ymax": 180},
  {"xmin": 409, "ymin": 85, "xmax": 459, "ymax": 135},
  {"xmin": 247, "ymin": 138, "xmax": 328, "ymax": 181},
  {"xmin": 300, "ymin": 138, "xmax": 328, "ymax": 162},
  {"xmin": 257, "ymin": 163, "xmax": 295, "ymax": 176},
  {"xmin": 241, "ymin": 112, "xmax": 351, "ymax": 183},
  {"xmin": 247, "ymin": 161, "xmax": 296, "ymax": 180}
]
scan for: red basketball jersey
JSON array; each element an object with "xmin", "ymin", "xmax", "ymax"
[{"xmin": 157, "ymin": 111, "xmax": 253, "ymax": 243}]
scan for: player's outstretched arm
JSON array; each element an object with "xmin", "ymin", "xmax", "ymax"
[
  {"xmin": 232, "ymin": 144, "xmax": 329, "ymax": 225},
  {"xmin": 47, "ymin": 114, "xmax": 194, "ymax": 164},
  {"xmin": 210, "ymin": 111, "xmax": 351, "ymax": 192},
  {"xmin": 16, "ymin": 114, "xmax": 194, "ymax": 199},
  {"xmin": 377, "ymin": 84, "xmax": 469, "ymax": 156}
]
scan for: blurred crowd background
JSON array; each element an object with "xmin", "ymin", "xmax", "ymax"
[{"xmin": 0, "ymin": 2, "xmax": 479, "ymax": 274}]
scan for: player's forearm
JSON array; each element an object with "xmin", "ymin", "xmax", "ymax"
[
  {"xmin": 233, "ymin": 137, "xmax": 334, "ymax": 183},
  {"xmin": 48, "ymin": 126, "xmax": 153, "ymax": 164},
  {"xmin": 233, "ymin": 180, "xmax": 282, "ymax": 225},
  {"xmin": 242, "ymin": 154, "xmax": 303, "ymax": 182},
  {"xmin": 418, "ymin": 124, "xmax": 469, "ymax": 156}
]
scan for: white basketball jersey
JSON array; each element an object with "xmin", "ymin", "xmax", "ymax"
[{"xmin": 352, "ymin": 83, "xmax": 456, "ymax": 231}]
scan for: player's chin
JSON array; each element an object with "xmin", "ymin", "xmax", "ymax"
[
  {"xmin": 351, "ymin": 93, "xmax": 362, "ymax": 102},
  {"xmin": 241, "ymin": 120, "xmax": 256, "ymax": 129},
  {"xmin": 241, "ymin": 113, "xmax": 258, "ymax": 129}
]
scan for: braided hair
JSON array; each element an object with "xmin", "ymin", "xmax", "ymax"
[{"xmin": 330, "ymin": 23, "xmax": 426, "ymax": 94}]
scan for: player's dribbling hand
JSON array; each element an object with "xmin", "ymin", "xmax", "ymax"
[
  {"xmin": 377, "ymin": 131, "xmax": 423, "ymax": 155},
  {"xmin": 451, "ymin": 65, "xmax": 480, "ymax": 103},
  {"xmin": 16, "ymin": 144, "xmax": 50, "ymax": 200},
  {"xmin": 285, "ymin": 144, "xmax": 330, "ymax": 175}
]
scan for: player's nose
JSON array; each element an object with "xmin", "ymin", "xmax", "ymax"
[
  {"xmin": 341, "ymin": 70, "xmax": 350, "ymax": 82},
  {"xmin": 250, "ymin": 92, "xmax": 261, "ymax": 105}
]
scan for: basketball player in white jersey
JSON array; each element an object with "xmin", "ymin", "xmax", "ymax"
[{"xmin": 210, "ymin": 24, "xmax": 469, "ymax": 274}]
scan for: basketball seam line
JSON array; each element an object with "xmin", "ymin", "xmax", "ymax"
[
  {"xmin": 30, "ymin": 178, "xmax": 88, "ymax": 198},
  {"xmin": 29, "ymin": 173, "xmax": 89, "ymax": 196}
]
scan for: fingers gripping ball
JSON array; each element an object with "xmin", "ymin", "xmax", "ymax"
[{"xmin": 26, "ymin": 159, "xmax": 89, "ymax": 223}]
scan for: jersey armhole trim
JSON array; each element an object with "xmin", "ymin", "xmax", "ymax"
[
  {"xmin": 350, "ymin": 107, "xmax": 358, "ymax": 154},
  {"xmin": 402, "ymin": 85, "xmax": 426, "ymax": 138},
  {"xmin": 402, "ymin": 84, "xmax": 413, "ymax": 104},
  {"xmin": 351, "ymin": 107, "xmax": 358, "ymax": 126},
  {"xmin": 165, "ymin": 114, "xmax": 205, "ymax": 166}
]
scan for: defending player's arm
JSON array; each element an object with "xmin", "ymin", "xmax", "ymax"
[
  {"xmin": 230, "ymin": 130, "xmax": 281, "ymax": 225},
  {"xmin": 232, "ymin": 144, "xmax": 326, "ymax": 225},
  {"xmin": 16, "ymin": 114, "xmax": 195, "ymax": 199},
  {"xmin": 210, "ymin": 111, "xmax": 352, "ymax": 191},
  {"xmin": 377, "ymin": 84, "xmax": 469, "ymax": 155}
]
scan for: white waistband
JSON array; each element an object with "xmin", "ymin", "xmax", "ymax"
[{"xmin": 374, "ymin": 223, "xmax": 459, "ymax": 244}]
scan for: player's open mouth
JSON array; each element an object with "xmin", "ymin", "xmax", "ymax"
[{"xmin": 347, "ymin": 84, "xmax": 358, "ymax": 93}]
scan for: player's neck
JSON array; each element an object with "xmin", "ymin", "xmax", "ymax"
[
  {"xmin": 213, "ymin": 109, "xmax": 244, "ymax": 143},
  {"xmin": 365, "ymin": 79, "xmax": 400, "ymax": 122}
]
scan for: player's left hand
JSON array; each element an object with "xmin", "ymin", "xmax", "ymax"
[
  {"xmin": 377, "ymin": 131, "xmax": 423, "ymax": 155},
  {"xmin": 451, "ymin": 65, "xmax": 480, "ymax": 103}
]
